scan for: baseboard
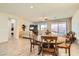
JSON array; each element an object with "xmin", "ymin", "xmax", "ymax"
[{"xmin": 0, "ymin": 40, "xmax": 8, "ymax": 44}]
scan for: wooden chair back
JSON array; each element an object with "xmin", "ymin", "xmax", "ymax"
[
  {"xmin": 41, "ymin": 36, "xmax": 57, "ymax": 43},
  {"xmin": 41, "ymin": 36, "xmax": 58, "ymax": 55}
]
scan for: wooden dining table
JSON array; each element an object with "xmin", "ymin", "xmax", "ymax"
[
  {"xmin": 36, "ymin": 35, "xmax": 67, "ymax": 55},
  {"xmin": 23, "ymin": 34, "xmax": 67, "ymax": 55},
  {"xmin": 37, "ymin": 35, "xmax": 67, "ymax": 44},
  {"xmin": 23, "ymin": 35, "xmax": 67, "ymax": 48}
]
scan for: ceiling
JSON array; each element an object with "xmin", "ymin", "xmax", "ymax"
[{"xmin": 0, "ymin": 3, "xmax": 79, "ymax": 22}]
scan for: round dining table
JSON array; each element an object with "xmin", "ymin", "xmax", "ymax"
[
  {"xmin": 37, "ymin": 35, "xmax": 67, "ymax": 44},
  {"xmin": 23, "ymin": 35, "xmax": 67, "ymax": 56}
]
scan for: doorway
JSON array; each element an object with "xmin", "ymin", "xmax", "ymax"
[{"xmin": 8, "ymin": 18, "xmax": 16, "ymax": 40}]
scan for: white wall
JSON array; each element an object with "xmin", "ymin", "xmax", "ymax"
[
  {"xmin": 0, "ymin": 12, "xmax": 33, "ymax": 43},
  {"xmin": 0, "ymin": 13, "xmax": 19, "ymax": 43},
  {"xmin": 0, "ymin": 15, "xmax": 9, "ymax": 42},
  {"xmin": 24, "ymin": 20, "xmax": 33, "ymax": 36},
  {"xmin": 24, "ymin": 21, "xmax": 33, "ymax": 31},
  {"xmin": 72, "ymin": 9, "xmax": 79, "ymax": 40}
]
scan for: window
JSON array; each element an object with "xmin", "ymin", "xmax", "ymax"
[
  {"xmin": 41, "ymin": 23, "xmax": 47, "ymax": 30},
  {"xmin": 59, "ymin": 22, "xmax": 66, "ymax": 36},
  {"xmin": 51, "ymin": 24, "xmax": 58, "ymax": 33},
  {"xmin": 51, "ymin": 22, "xmax": 66, "ymax": 36},
  {"xmin": 38, "ymin": 24, "xmax": 40, "ymax": 30}
]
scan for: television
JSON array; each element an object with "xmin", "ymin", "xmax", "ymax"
[
  {"xmin": 29, "ymin": 27, "xmax": 34, "ymax": 30},
  {"xmin": 29, "ymin": 25, "xmax": 38, "ymax": 35},
  {"xmin": 29, "ymin": 25, "xmax": 35, "ymax": 31}
]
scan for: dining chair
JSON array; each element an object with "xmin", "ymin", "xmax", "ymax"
[
  {"xmin": 57, "ymin": 38, "xmax": 72, "ymax": 56},
  {"xmin": 41, "ymin": 36, "xmax": 58, "ymax": 56},
  {"xmin": 30, "ymin": 38, "xmax": 40, "ymax": 52},
  {"xmin": 29, "ymin": 32, "xmax": 40, "ymax": 52}
]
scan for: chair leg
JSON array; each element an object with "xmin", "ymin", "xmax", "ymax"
[
  {"xmin": 37, "ymin": 46, "xmax": 42, "ymax": 55},
  {"xmin": 33, "ymin": 45, "xmax": 34, "ymax": 48},
  {"xmin": 30, "ymin": 44, "xmax": 32, "ymax": 52},
  {"xmin": 42, "ymin": 51, "xmax": 44, "ymax": 56},
  {"xmin": 65, "ymin": 49, "xmax": 67, "ymax": 54},
  {"xmin": 53, "ymin": 53, "xmax": 56, "ymax": 56},
  {"xmin": 68, "ymin": 48, "xmax": 70, "ymax": 56},
  {"xmin": 56, "ymin": 48, "xmax": 59, "ymax": 56},
  {"xmin": 54, "ymin": 50, "xmax": 56, "ymax": 56}
]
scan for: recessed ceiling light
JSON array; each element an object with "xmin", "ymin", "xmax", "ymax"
[
  {"xmin": 44, "ymin": 17, "xmax": 47, "ymax": 19},
  {"xmin": 44, "ymin": 17, "xmax": 48, "ymax": 20},
  {"xmin": 30, "ymin": 6, "xmax": 34, "ymax": 8}
]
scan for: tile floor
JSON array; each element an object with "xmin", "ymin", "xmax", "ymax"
[{"xmin": 0, "ymin": 39, "xmax": 79, "ymax": 56}]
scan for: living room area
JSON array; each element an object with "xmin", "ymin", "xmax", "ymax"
[{"xmin": 0, "ymin": 3, "xmax": 79, "ymax": 56}]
